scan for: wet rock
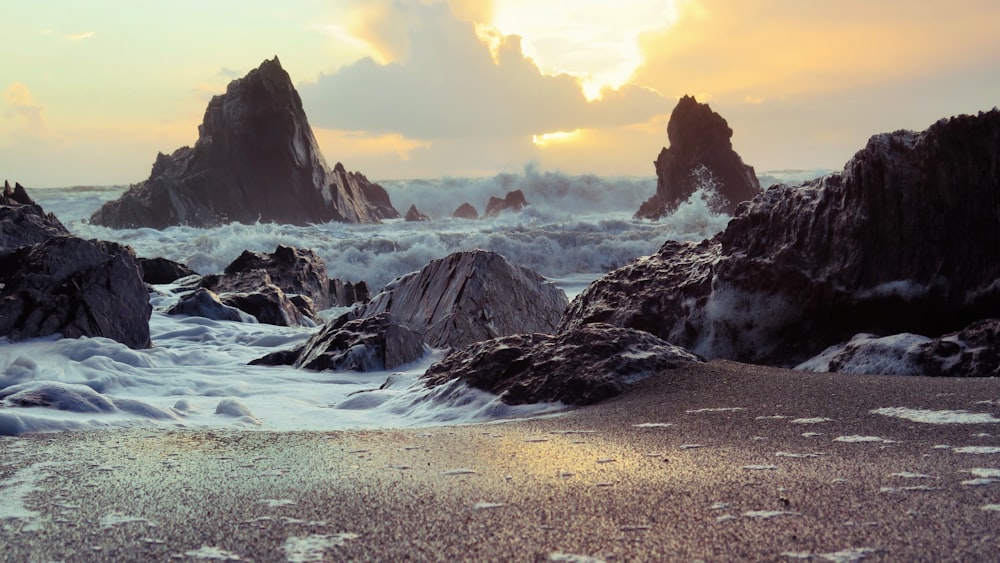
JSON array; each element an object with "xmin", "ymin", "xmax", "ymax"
[
  {"xmin": 138, "ymin": 257, "xmax": 197, "ymax": 285},
  {"xmin": 0, "ymin": 236, "xmax": 152, "ymax": 348},
  {"xmin": 452, "ymin": 202, "xmax": 479, "ymax": 219},
  {"xmin": 90, "ymin": 57, "xmax": 399, "ymax": 228},
  {"xmin": 204, "ymin": 269, "xmax": 314, "ymax": 327},
  {"xmin": 330, "ymin": 279, "xmax": 370, "ymax": 308},
  {"xmin": 222, "ymin": 245, "xmax": 333, "ymax": 309},
  {"xmin": 635, "ymin": 95, "xmax": 760, "ymax": 218},
  {"xmin": 422, "ymin": 323, "xmax": 702, "ymax": 405},
  {"xmin": 918, "ymin": 319, "xmax": 1000, "ymax": 377},
  {"xmin": 167, "ymin": 288, "xmax": 257, "ymax": 323},
  {"xmin": 484, "ymin": 189, "xmax": 527, "ymax": 217},
  {"xmin": 1, "ymin": 181, "xmax": 70, "ymax": 256},
  {"xmin": 404, "ymin": 204, "xmax": 430, "ymax": 222},
  {"xmin": 565, "ymin": 109, "xmax": 1000, "ymax": 367},
  {"xmin": 254, "ymin": 313, "xmax": 425, "ymax": 372},
  {"xmin": 360, "ymin": 249, "xmax": 568, "ymax": 349}
]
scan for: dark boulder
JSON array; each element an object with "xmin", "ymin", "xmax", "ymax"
[
  {"xmin": 203, "ymin": 269, "xmax": 314, "ymax": 327},
  {"xmin": 89, "ymin": 57, "xmax": 399, "ymax": 229},
  {"xmin": 167, "ymin": 288, "xmax": 256, "ymax": 323},
  {"xmin": 452, "ymin": 202, "xmax": 479, "ymax": 219},
  {"xmin": 360, "ymin": 249, "xmax": 568, "ymax": 349},
  {"xmin": 918, "ymin": 319, "xmax": 1000, "ymax": 378},
  {"xmin": 138, "ymin": 257, "xmax": 197, "ymax": 285},
  {"xmin": 564, "ymin": 109, "xmax": 1000, "ymax": 367},
  {"xmin": 1, "ymin": 181, "xmax": 70, "ymax": 255},
  {"xmin": 0, "ymin": 236, "xmax": 152, "ymax": 348},
  {"xmin": 422, "ymin": 324, "xmax": 702, "ymax": 406},
  {"xmin": 484, "ymin": 189, "xmax": 528, "ymax": 217},
  {"xmin": 253, "ymin": 313, "xmax": 425, "ymax": 372},
  {"xmin": 404, "ymin": 204, "xmax": 430, "ymax": 222},
  {"xmin": 222, "ymin": 245, "xmax": 333, "ymax": 309},
  {"xmin": 635, "ymin": 95, "xmax": 760, "ymax": 218}
]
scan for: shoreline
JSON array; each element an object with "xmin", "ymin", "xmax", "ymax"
[{"xmin": 2, "ymin": 360, "xmax": 999, "ymax": 561}]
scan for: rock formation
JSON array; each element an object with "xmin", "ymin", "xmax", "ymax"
[
  {"xmin": 138, "ymin": 257, "xmax": 197, "ymax": 285},
  {"xmin": 253, "ymin": 313, "xmax": 425, "ymax": 372},
  {"xmin": 220, "ymin": 245, "xmax": 333, "ymax": 309},
  {"xmin": 0, "ymin": 236, "xmax": 152, "ymax": 348},
  {"xmin": 404, "ymin": 204, "xmax": 430, "ymax": 222},
  {"xmin": 452, "ymin": 202, "xmax": 479, "ymax": 219},
  {"xmin": 563, "ymin": 109, "xmax": 1000, "ymax": 367},
  {"xmin": 167, "ymin": 288, "xmax": 257, "ymax": 323},
  {"xmin": 360, "ymin": 249, "xmax": 568, "ymax": 350},
  {"xmin": 422, "ymin": 324, "xmax": 702, "ymax": 405},
  {"xmin": 484, "ymin": 190, "xmax": 528, "ymax": 217},
  {"xmin": 90, "ymin": 57, "xmax": 399, "ymax": 229},
  {"xmin": 635, "ymin": 95, "xmax": 760, "ymax": 218},
  {"xmin": 1, "ymin": 183, "xmax": 152, "ymax": 349}
]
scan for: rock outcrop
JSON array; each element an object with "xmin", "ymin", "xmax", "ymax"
[
  {"xmin": 360, "ymin": 249, "xmax": 568, "ymax": 350},
  {"xmin": 253, "ymin": 312, "xmax": 425, "ymax": 372},
  {"xmin": 484, "ymin": 190, "xmax": 528, "ymax": 217},
  {"xmin": 422, "ymin": 324, "xmax": 702, "ymax": 405},
  {"xmin": 138, "ymin": 257, "xmax": 197, "ymax": 285},
  {"xmin": 90, "ymin": 57, "xmax": 399, "ymax": 229},
  {"xmin": 404, "ymin": 204, "xmax": 430, "ymax": 222},
  {"xmin": 0, "ymin": 236, "xmax": 152, "ymax": 348},
  {"xmin": 564, "ymin": 109, "xmax": 1000, "ymax": 367},
  {"xmin": 1, "ymin": 184, "xmax": 151, "ymax": 349},
  {"xmin": 452, "ymin": 202, "xmax": 479, "ymax": 219},
  {"xmin": 167, "ymin": 288, "xmax": 257, "ymax": 323},
  {"xmin": 220, "ymin": 245, "xmax": 333, "ymax": 309},
  {"xmin": 635, "ymin": 95, "xmax": 760, "ymax": 218}
]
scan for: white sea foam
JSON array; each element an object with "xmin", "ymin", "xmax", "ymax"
[
  {"xmin": 871, "ymin": 407, "xmax": 1000, "ymax": 425},
  {"xmin": 11, "ymin": 170, "xmax": 744, "ymax": 435}
]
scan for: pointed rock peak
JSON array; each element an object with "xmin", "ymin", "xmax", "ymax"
[
  {"xmin": 333, "ymin": 162, "xmax": 347, "ymax": 174},
  {"xmin": 667, "ymin": 95, "xmax": 734, "ymax": 152}
]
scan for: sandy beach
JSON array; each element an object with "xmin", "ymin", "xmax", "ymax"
[{"xmin": 2, "ymin": 360, "xmax": 999, "ymax": 562}]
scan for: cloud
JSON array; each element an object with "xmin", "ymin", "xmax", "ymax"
[
  {"xmin": 298, "ymin": 2, "xmax": 669, "ymax": 140},
  {"xmin": 3, "ymin": 83, "xmax": 49, "ymax": 136},
  {"xmin": 65, "ymin": 31, "xmax": 95, "ymax": 41}
]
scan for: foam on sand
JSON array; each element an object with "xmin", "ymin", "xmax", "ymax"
[{"xmin": 871, "ymin": 407, "xmax": 1000, "ymax": 425}]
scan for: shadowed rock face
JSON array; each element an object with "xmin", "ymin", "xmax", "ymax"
[
  {"xmin": 422, "ymin": 324, "xmax": 702, "ymax": 405},
  {"xmin": 0, "ymin": 237, "xmax": 152, "ymax": 348},
  {"xmin": 404, "ymin": 204, "xmax": 430, "ymax": 222},
  {"xmin": 635, "ymin": 95, "xmax": 760, "ymax": 218},
  {"xmin": 168, "ymin": 288, "xmax": 256, "ymax": 323},
  {"xmin": 138, "ymin": 257, "xmax": 197, "ymax": 285},
  {"xmin": 361, "ymin": 249, "xmax": 568, "ymax": 350},
  {"xmin": 566, "ymin": 109, "xmax": 1000, "ymax": 367},
  {"xmin": 1, "ymin": 180, "xmax": 70, "ymax": 254},
  {"xmin": 90, "ymin": 57, "xmax": 398, "ymax": 229},
  {"xmin": 452, "ymin": 202, "xmax": 479, "ymax": 219}
]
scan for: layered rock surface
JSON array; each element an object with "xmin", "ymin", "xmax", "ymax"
[
  {"xmin": 90, "ymin": 57, "xmax": 399, "ymax": 229},
  {"xmin": 360, "ymin": 249, "xmax": 568, "ymax": 350},
  {"xmin": 564, "ymin": 109, "xmax": 1000, "ymax": 367},
  {"xmin": 422, "ymin": 324, "xmax": 702, "ymax": 405},
  {"xmin": 635, "ymin": 95, "xmax": 760, "ymax": 218}
]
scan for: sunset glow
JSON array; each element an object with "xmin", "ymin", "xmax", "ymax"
[{"xmin": 1, "ymin": 1, "xmax": 998, "ymax": 186}]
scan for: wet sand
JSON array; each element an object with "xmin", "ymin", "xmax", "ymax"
[{"xmin": 2, "ymin": 360, "xmax": 999, "ymax": 561}]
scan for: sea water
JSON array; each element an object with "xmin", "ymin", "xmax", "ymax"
[{"xmin": 0, "ymin": 168, "xmax": 824, "ymax": 435}]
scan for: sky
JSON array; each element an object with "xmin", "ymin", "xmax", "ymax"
[{"xmin": 2, "ymin": 0, "xmax": 999, "ymax": 187}]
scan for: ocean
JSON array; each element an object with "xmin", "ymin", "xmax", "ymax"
[{"xmin": 0, "ymin": 167, "xmax": 825, "ymax": 435}]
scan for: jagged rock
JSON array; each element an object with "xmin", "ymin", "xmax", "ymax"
[
  {"xmin": 222, "ymin": 245, "xmax": 333, "ymax": 310},
  {"xmin": 635, "ymin": 95, "xmax": 760, "ymax": 218},
  {"xmin": 360, "ymin": 249, "xmax": 568, "ymax": 349},
  {"xmin": 484, "ymin": 190, "xmax": 527, "ymax": 217},
  {"xmin": 564, "ymin": 109, "xmax": 1000, "ymax": 367},
  {"xmin": 253, "ymin": 313, "xmax": 425, "ymax": 372},
  {"xmin": 404, "ymin": 204, "xmax": 430, "ymax": 222},
  {"xmin": 422, "ymin": 324, "xmax": 702, "ymax": 405},
  {"xmin": 202, "ymin": 269, "xmax": 313, "ymax": 327},
  {"xmin": 0, "ymin": 236, "xmax": 152, "ymax": 348},
  {"xmin": 167, "ymin": 288, "xmax": 257, "ymax": 323},
  {"xmin": 795, "ymin": 319, "xmax": 1000, "ymax": 378},
  {"xmin": 452, "ymin": 202, "xmax": 479, "ymax": 219},
  {"xmin": 330, "ymin": 279, "xmax": 369, "ymax": 308},
  {"xmin": 1, "ymin": 181, "xmax": 70, "ymax": 256},
  {"xmin": 138, "ymin": 257, "xmax": 197, "ymax": 285},
  {"xmin": 89, "ymin": 57, "xmax": 399, "ymax": 229}
]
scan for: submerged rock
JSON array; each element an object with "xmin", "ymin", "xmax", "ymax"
[
  {"xmin": 564, "ymin": 109, "xmax": 1000, "ymax": 367},
  {"xmin": 635, "ymin": 95, "xmax": 760, "ymax": 218},
  {"xmin": 422, "ymin": 324, "xmax": 702, "ymax": 405},
  {"xmin": 90, "ymin": 57, "xmax": 399, "ymax": 229},
  {"xmin": 167, "ymin": 288, "xmax": 257, "ymax": 323},
  {"xmin": 452, "ymin": 202, "xmax": 479, "ymax": 219},
  {"xmin": 360, "ymin": 249, "xmax": 568, "ymax": 349},
  {"xmin": 484, "ymin": 189, "xmax": 528, "ymax": 217}
]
